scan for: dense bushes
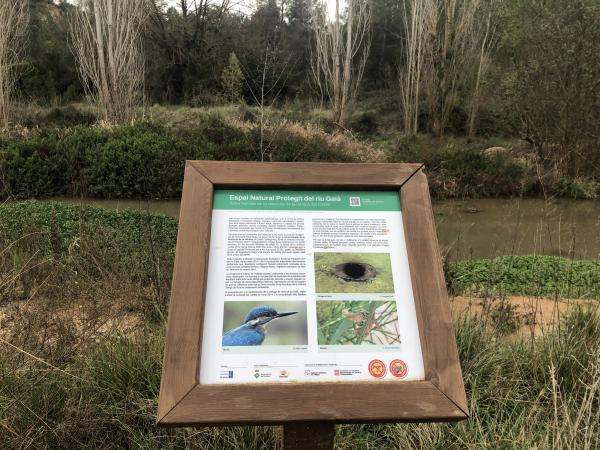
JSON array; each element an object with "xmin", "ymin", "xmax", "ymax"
[
  {"xmin": 1, "ymin": 115, "xmax": 597, "ymax": 201},
  {"xmin": 0, "ymin": 201, "xmax": 177, "ymax": 268},
  {"xmin": 0, "ymin": 119, "xmax": 355, "ymax": 199},
  {"xmin": 388, "ymin": 142, "xmax": 531, "ymax": 198},
  {"xmin": 19, "ymin": 105, "xmax": 97, "ymax": 128},
  {"xmin": 0, "ymin": 202, "xmax": 175, "ymax": 296},
  {"xmin": 388, "ymin": 138, "xmax": 599, "ymax": 200},
  {"xmin": 447, "ymin": 255, "xmax": 600, "ymax": 299},
  {"xmin": 0, "ymin": 123, "xmax": 207, "ymax": 199},
  {"xmin": 425, "ymin": 148, "xmax": 530, "ymax": 198}
]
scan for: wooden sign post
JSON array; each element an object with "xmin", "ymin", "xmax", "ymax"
[{"xmin": 157, "ymin": 161, "xmax": 467, "ymax": 449}]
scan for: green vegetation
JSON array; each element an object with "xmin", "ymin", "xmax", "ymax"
[
  {"xmin": 316, "ymin": 300, "xmax": 400, "ymax": 345},
  {"xmin": 0, "ymin": 117, "xmax": 365, "ymax": 200},
  {"xmin": 0, "ymin": 201, "xmax": 177, "ymax": 279},
  {"xmin": 314, "ymin": 252, "xmax": 394, "ymax": 294},
  {"xmin": 388, "ymin": 138, "xmax": 529, "ymax": 198},
  {"xmin": 2, "ymin": 105, "xmax": 598, "ymax": 201},
  {"xmin": 221, "ymin": 53, "xmax": 244, "ymax": 102},
  {"xmin": 447, "ymin": 256, "xmax": 600, "ymax": 299}
]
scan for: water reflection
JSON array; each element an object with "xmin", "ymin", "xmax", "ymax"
[{"xmin": 434, "ymin": 199, "xmax": 600, "ymax": 260}]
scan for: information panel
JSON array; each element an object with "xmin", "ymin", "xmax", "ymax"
[{"xmin": 199, "ymin": 189, "xmax": 425, "ymax": 384}]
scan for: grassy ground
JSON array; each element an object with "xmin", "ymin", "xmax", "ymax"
[{"xmin": 1, "ymin": 202, "xmax": 599, "ymax": 448}]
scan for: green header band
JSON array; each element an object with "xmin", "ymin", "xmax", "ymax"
[{"xmin": 213, "ymin": 190, "xmax": 401, "ymax": 211}]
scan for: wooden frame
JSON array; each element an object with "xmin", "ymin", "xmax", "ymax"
[{"xmin": 157, "ymin": 161, "xmax": 468, "ymax": 426}]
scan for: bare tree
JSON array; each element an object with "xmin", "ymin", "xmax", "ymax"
[
  {"xmin": 422, "ymin": 0, "xmax": 481, "ymax": 137},
  {"xmin": 467, "ymin": 6, "xmax": 496, "ymax": 137},
  {"xmin": 310, "ymin": 0, "xmax": 372, "ymax": 128},
  {"xmin": 70, "ymin": 0, "xmax": 148, "ymax": 124},
  {"xmin": 0, "ymin": 0, "xmax": 28, "ymax": 129},
  {"xmin": 399, "ymin": 0, "xmax": 429, "ymax": 137}
]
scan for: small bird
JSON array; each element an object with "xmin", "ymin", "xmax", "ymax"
[
  {"xmin": 342, "ymin": 308, "xmax": 381, "ymax": 335},
  {"xmin": 222, "ymin": 305, "xmax": 297, "ymax": 346}
]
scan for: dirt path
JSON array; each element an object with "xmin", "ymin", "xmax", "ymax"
[{"xmin": 451, "ymin": 295, "xmax": 599, "ymax": 336}]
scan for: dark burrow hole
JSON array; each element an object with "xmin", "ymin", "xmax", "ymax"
[
  {"xmin": 343, "ymin": 262, "xmax": 366, "ymax": 279},
  {"xmin": 332, "ymin": 262, "xmax": 376, "ymax": 282}
]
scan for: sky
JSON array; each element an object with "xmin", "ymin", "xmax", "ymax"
[
  {"xmin": 163, "ymin": 0, "xmax": 342, "ymax": 20},
  {"xmin": 65, "ymin": 0, "xmax": 343, "ymax": 21}
]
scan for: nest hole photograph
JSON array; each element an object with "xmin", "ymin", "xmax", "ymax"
[{"xmin": 314, "ymin": 252, "xmax": 395, "ymax": 293}]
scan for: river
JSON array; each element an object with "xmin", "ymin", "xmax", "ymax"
[{"xmin": 48, "ymin": 197, "xmax": 600, "ymax": 260}]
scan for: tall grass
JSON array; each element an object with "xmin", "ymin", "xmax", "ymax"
[{"xmin": 2, "ymin": 311, "xmax": 598, "ymax": 449}]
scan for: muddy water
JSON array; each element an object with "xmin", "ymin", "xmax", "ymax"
[
  {"xmin": 434, "ymin": 199, "xmax": 600, "ymax": 260},
  {"xmin": 48, "ymin": 197, "xmax": 600, "ymax": 260}
]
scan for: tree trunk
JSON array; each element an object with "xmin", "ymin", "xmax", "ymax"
[
  {"xmin": 0, "ymin": 0, "xmax": 28, "ymax": 129},
  {"xmin": 93, "ymin": 0, "xmax": 111, "ymax": 121},
  {"xmin": 332, "ymin": 0, "xmax": 341, "ymax": 124},
  {"xmin": 106, "ymin": 0, "xmax": 117, "ymax": 112},
  {"xmin": 339, "ymin": 0, "xmax": 354, "ymax": 127}
]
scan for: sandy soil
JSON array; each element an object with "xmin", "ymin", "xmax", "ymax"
[{"xmin": 450, "ymin": 295, "xmax": 599, "ymax": 337}]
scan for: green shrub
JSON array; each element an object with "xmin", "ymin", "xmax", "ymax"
[
  {"xmin": 350, "ymin": 112, "xmax": 379, "ymax": 135},
  {"xmin": 0, "ymin": 123, "xmax": 213, "ymax": 199},
  {"xmin": 0, "ymin": 201, "xmax": 177, "ymax": 245},
  {"xmin": 389, "ymin": 143, "xmax": 530, "ymax": 199},
  {"xmin": 16, "ymin": 105, "xmax": 97, "ymax": 129},
  {"xmin": 0, "ymin": 118, "xmax": 358, "ymax": 199},
  {"xmin": 555, "ymin": 177, "xmax": 599, "ymax": 200},
  {"xmin": 40, "ymin": 105, "xmax": 97, "ymax": 128},
  {"xmin": 447, "ymin": 255, "xmax": 600, "ymax": 299}
]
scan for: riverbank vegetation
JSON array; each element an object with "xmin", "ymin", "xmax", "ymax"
[
  {"xmin": 1, "ymin": 201, "xmax": 599, "ymax": 448},
  {"xmin": 2, "ymin": 108, "xmax": 598, "ymax": 201},
  {"xmin": 447, "ymin": 256, "xmax": 600, "ymax": 299}
]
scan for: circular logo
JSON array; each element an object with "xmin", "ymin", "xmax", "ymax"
[
  {"xmin": 368, "ymin": 359, "xmax": 387, "ymax": 378},
  {"xmin": 389, "ymin": 359, "xmax": 408, "ymax": 378}
]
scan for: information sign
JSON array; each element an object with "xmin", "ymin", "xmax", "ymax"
[
  {"xmin": 157, "ymin": 161, "xmax": 467, "ymax": 441},
  {"xmin": 201, "ymin": 189, "xmax": 424, "ymax": 384}
]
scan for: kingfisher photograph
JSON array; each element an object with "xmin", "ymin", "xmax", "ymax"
[
  {"xmin": 316, "ymin": 300, "xmax": 401, "ymax": 346},
  {"xmin": 222, "ymin": 301, "xmax": 308, "ymax": 347}
]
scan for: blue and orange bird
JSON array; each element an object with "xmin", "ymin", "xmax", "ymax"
[{"xmin": 222, "ymin": 305, "xmax": 297, "ymax": 346}]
